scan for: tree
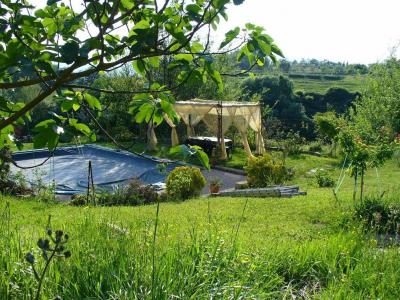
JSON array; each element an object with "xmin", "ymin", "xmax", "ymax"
[
  {"xmin": 353, "ymin": 58, "xmax": 400, "ymax": 135},
  {"xmin": 0, "ymin": 0, "xmax": 283, "ymax": 151},
  {"xmin": 241, "ymin": 75, "xmax": 312, "ymax": 137},
  {"xmin": 314, "ymin": 111, "xmax": 344, "ymax": 155},
  {"xmin": 338, "ymin": 124, "xmax": 394, "ymax": 201},
  {"xmin": 279, "ymin": 59, "xmax": 291, "ymax": 73}
]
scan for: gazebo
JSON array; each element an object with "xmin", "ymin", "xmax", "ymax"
[{"xmin": 149, "ymin": 99, "xmax": 265, "ymax": 159}]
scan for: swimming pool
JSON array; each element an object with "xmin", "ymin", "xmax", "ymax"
[
  {"xmin": 11, "ymin": 145, "xmax": 181, "ymax": 194},
  {"xmin": 11, "ymin": 144, "xmax": 245, "ymax": 195}
]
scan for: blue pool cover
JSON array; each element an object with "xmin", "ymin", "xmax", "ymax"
[{"xmin": 11, "ymin": 145, "xmax": 182, "ymax": 195}]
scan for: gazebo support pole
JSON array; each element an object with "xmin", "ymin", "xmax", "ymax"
[{"xmin": 217, "ymin": 100, "xmax": 226, "ymax": 160}]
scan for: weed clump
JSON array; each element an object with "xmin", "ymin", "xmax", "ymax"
[
  {"xmin": 315, "ymin": 169, "xmax": 335, "ymax": 188},
  {"xmin": 354, "ymin": 196, "xmax": 400, "ymax": 234}
]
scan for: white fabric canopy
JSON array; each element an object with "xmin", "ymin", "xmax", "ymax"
[{"xmin": 158, "ymin": 99, "xmax": 265, "ymax": 157}]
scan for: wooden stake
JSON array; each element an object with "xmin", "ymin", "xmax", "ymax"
[
  {"xmin": 353, "ymin": 169, "xmax": 358, "ymax": 202},
  {"xmin": 360, "ymin": 168, "xmax": 365, "ymax": 202}
]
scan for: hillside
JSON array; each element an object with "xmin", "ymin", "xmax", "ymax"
[{"xmin": 290, "ymin": 75, "xmax": 366, "ymax": 94}]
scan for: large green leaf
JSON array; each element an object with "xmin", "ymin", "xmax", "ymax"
[
  {"xmin": 69, "ymin": 118, "xmax": 96, "ymax": 141},
  {"xmin": 132, "ymin": 59, "xmax": 146, "ymax": 76},
  {"xmin": 84, "ymin": 93, "xmax": 101, "ymax": 110},
  {"xmin": 60, "ymin": 41, "xmax": 79, "ymax": 64},
  {"xmin": 61, "ymin": 97, "xmax": 80, "ymax": 112},
  {"xmin": 219, "ymin": 27, "xmax": 240, "ymax": 49},
  {"xmin": 33, "ymin": 119, "xmax": 60, "ymax": 150},
  {"xmin": 169, "ymin": 144, "xmax": 210, "ymax": 170}
]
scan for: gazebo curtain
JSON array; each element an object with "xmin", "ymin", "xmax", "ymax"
[{"xmin": 149, "ymin": 99, "xmax": 265, "ymax": 157}]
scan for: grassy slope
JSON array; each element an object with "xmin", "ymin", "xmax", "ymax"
[
  {"xmin": 291, "ymin": 75, "xmax": 365, "ymax": 93},
  {"xmin": 1, "ymin": 156, "xmax": 400, "ymax": 298}
]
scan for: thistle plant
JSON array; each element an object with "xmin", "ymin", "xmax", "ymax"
[{"xmin": 25, "ymin": 228, "xmax": 71, "ymax": 300}]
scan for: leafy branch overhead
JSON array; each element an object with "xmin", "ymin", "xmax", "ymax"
[{"xmin": 0, "ymin": 0, "xmax": 283, "ymax": 150}]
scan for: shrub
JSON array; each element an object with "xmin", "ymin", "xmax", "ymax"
[
  {"xmin": 100, "ymin": 180, "xmax": 159, "ymax": 206},
  {"xmin": 245, "ymin": 154, "xmax": 293, "ymax": 188},
  {"xmin": 282, "ymin": 131, "xmax": 305, "ymax": 156},
  {"xmin": 70, "ymin": 194, "xmax": 89, "ymax": 206},
  {"xmin": 166, "ymin": 166, "xmax": 206, "ymax": 200},
  {"xmin": 0, "ymin": 148, "xmax": 33, "ymax": 196},
  {"xmin": 355, "ymin": 196, "xmax": 400, "ymax": 234},
  {"xmin": 71, "ymin": 179, "xmax": 159, "ymax": 206},
  {"xmin": 124, "ymin": 179, "xmax": 159, "ymax": 204},
  {"xmin": 315, "ymin": 169, "xmax": 335, "ymax": 188}
]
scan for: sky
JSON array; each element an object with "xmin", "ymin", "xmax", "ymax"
[
  {"xmin": 29, "ymin": 0, "xmax": 400, "ymax": 64},
  {"xmin": 214, "ymin": 0, "xmax": 400, "ymax": 64}
]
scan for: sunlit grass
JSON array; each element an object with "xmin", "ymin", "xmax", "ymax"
[{"xmin": 3, "ymin": 139, "xmax": 400, "ymax": 298}]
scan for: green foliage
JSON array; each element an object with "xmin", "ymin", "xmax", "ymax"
[
  {"xmin": 354, "ymin": 58, "xmax": 400, "ymax": 134},
  {"xmin": 99, "ymin": 180, "xmax": 159, "ymax": 207},
  {"xmin": 281, "ymin": 131, "xmax": 305, "ymax": 156},
  {"xmin": 0, "ymin": 0, "xmax": 282, "ymax": 151},
  {"xmin": 0, "ymin": 147, "xmax": 31, "ymax": 195},
  {"xmin": 314, "ymin": 111, "xmax": 342, "ymax": 143},
  {"xmin": 245, "ymin": 153, "xmax": 293, "ymax": 188},
  {"xmin": 166, "ymin": 166, "xmax": 206, "ymax": 200},
  {"xmin": 70, "ymin": 194, "xmax": 88, "ymax": 207},
  {"xmin": 354, "ymin": 195, "xmax": 400, "ymax": 234},
  {"xmin": 169, "ymin": 144, "xmax": 210, "ymax": 170},
  {"xmin": 315, "ymin": 169, "xmax": 335, "ymax": 188},
  {"xmin": 72, "ymin": 180, "xmax": 159, "ymax": 207},
  {"xmin": 338, "ymin": 125, "xmax": 395, "ymax": 176}
]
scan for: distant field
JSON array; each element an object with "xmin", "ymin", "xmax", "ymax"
[{"xmin": 291, "ymin": 75, "xmax": 366, "ymax": 94}]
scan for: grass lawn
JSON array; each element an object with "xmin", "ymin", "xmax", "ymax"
[{"xmin": 1, "ymin": 151, "xmax": 400, "ymax": 298}]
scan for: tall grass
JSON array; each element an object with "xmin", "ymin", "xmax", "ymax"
[{"xmin": 1, "ymin": 195, "xmax": 400, "ymax": 299}]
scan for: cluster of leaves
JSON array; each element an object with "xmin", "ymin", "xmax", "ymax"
[
  {"xmin": 338, "ymin": 125, "xmax": 395, "ymax": 178},
  {"xmin": 165, "ymin": 166, "xmax": 206, "ymax": 200},
  {"xmin": 354, "ymin": 58, "xmax": 400, "ymax": 135},
  {"xmin": 0, "ymin": 0, "xmax": 282, "ymax": 151},
  {"xmin": 169, "ymin": 144, "xmax": 210, "ymax": 170},
  {"xmin": 245, "ymin": 153, "xmax": 293, "ymax": 188}
]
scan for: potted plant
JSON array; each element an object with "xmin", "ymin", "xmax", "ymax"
[{"xmin": 209, "ymin": 177, "xmax": 222, "ymax": 194}]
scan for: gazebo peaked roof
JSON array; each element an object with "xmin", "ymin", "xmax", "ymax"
[{"xmin": 151, "ymin": 99, "xmax": 266, "ymax": 158}]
